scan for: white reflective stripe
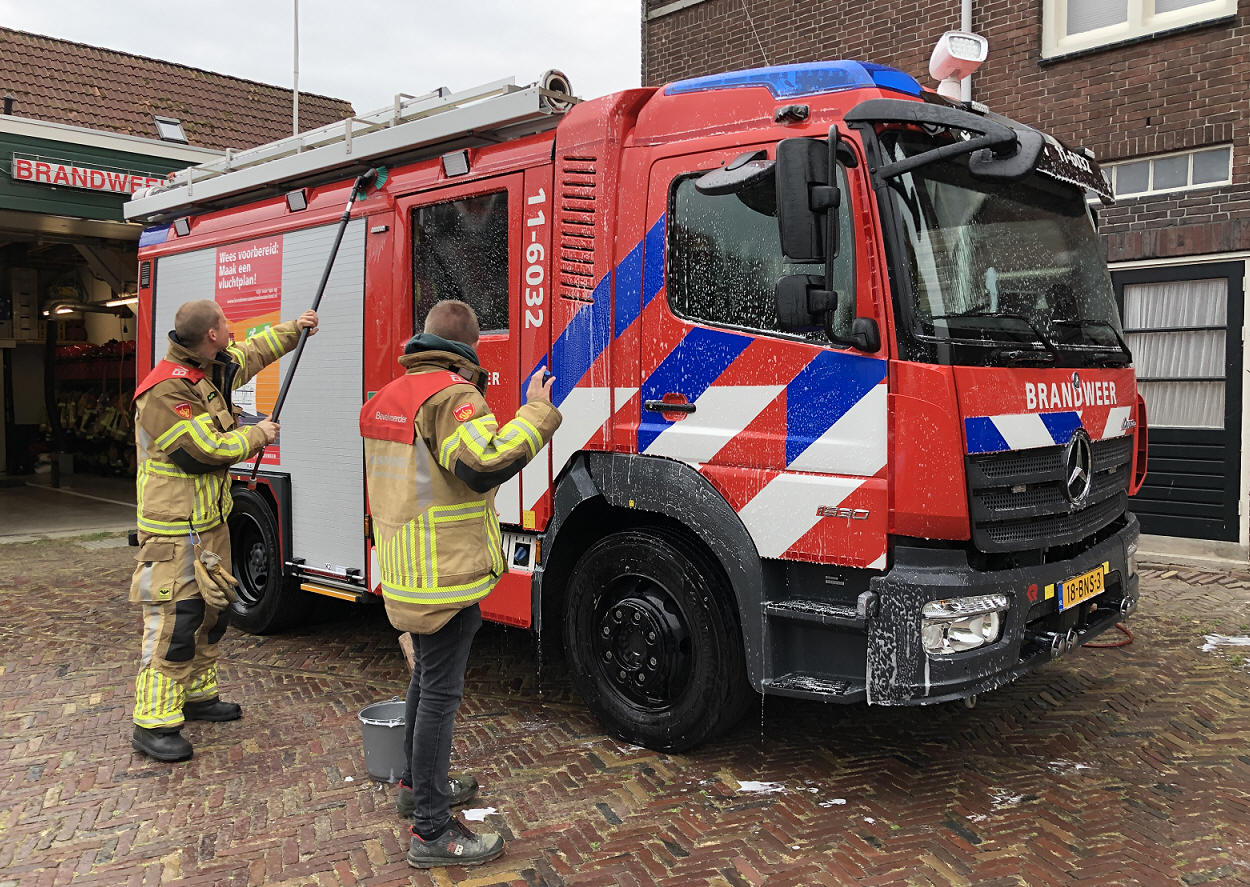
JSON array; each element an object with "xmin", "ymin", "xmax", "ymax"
[
  {"xmin": 787, "ymin": 383, "xmax": 888, "ymax": 476},
  {"xmin": 1101, "ymin": 406, "xmax": 1132, "ymax": 439},
  {"xmin": 643, "ymin": 384, "xmax": 784, "ymax": 464},
  {"xmin": 736, "ymin": 473, "xmax": 867, "ymax": 559},
  {"xmin": 987, "ymin": 413, "xmax": 1055, "ymax": 451},
  {"xmin": 496, "ymin": 473, "xmax": 521, "ymax": 524},
  {"xmin": 549, "ymin": 386, "xmax": 611, "ymax": 485}
]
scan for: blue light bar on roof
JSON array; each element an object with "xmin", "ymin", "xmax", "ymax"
[
  {"xmin": 665, "ymin": 60, "xmax": 923, "ymax": 100},
  {"xmin": 138, "ymin": 224, "xmax": 170, "ymax": 247}
]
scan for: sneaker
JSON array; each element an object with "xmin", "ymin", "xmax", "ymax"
[
  {"xmin": 406, "ymin": 817, "xmax": 503, "ymax": 868},
  {"xmin": 131, "ymin": 726, "xmax": 193, "ymax": 762},
  {"xmin": 396, "ymin": 774, "xmax": 479, "ymax": 818}
]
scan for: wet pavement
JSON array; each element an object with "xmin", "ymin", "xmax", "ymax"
[{"xmin": 2, "ymin": 534, "xmax": 1249, "ymax": 886}]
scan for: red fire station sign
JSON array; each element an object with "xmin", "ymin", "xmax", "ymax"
[{"xmin": 10, "ymin": 154, "xmax": 165, "ymax": 195}]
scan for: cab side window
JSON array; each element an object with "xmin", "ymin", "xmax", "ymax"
[
  {"xmin": 667, "ymin": 163, "xmax": 855, "ymax": 343},
  {"xmin": 412, "ymin": 191, "xmax": 509, "ymax": 334}
]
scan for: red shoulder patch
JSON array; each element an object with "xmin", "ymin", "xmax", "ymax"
[
  {"xmin": 173, "ymin": 402, "xmax": 193, "ymax": 419},
  {"xmin": 453, "ymin": 402, "xmax": 476, "ymax": 422}
]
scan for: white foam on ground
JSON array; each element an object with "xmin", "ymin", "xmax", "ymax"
[
  {"xmin": 462, "ymin": 807, "xmax": 496, "ymax": 822},
  {"xmin": 736, "ymin": 780, "xmax": 785, "ymax": 794},
  {"xmin": 1201, "ymin": 635, "xmax": 1250, "ymax": 652}
]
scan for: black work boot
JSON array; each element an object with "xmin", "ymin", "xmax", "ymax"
[
  {"xmin": 131, "ymin": 726, "xmax": 193, "ymax": 762},
  {"xmin": 183, "ymin": 697, "xmax": 242, "ymax": 722},
  {"xmin": 396, "ymin": 774, "xmax": 479, "ymax": 818},
  {"xmin": 406, "ymin": 817, "xmax": 503, "ymax": 868}
]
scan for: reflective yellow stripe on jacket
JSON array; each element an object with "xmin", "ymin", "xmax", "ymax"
[
  {"xmin": 437, "ymin": 414, "xmax": 543, "ymax": 471},
  {"xmin": 136, "ymin": 460, "xmax": 233, "ymax": 534},
  {"xmin": 377, "ymin": 503, "xmax": 505, "ymax": 606},
  {"xmin": 226, "ymin": 327, "xmax": 285, "ymax": 370},
  {"xmin": 154, "ymin": 414, "xmax": 251, "ymax": 461}
]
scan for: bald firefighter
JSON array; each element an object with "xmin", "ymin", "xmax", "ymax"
[
  {"xmin": 128, "ymin": 299, "xmax": 317, "ymax": 762},
  {"xmin": 360, "ymin": 299, "xmax": 560, "ymax": 868}
]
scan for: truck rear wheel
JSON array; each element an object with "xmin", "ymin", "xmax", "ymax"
[
  {"xmin": 228, "ymin": 488, "xmax": 300, "ymax": 634},
  {"xmin": 563, "ymin": 528, "xmax": 751, "ymax": 752}
]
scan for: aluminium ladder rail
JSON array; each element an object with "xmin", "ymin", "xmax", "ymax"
[{"xmin": 125, "ymin": 76, "xmax": 577, "ymax": 222}]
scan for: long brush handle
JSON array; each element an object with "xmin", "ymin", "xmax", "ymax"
[{"xmin": 246, "ymin": 169, "xmax": 378, "ymax": 483}]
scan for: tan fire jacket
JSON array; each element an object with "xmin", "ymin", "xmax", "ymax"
[
  {"xmin": 133, "ymin": 323, "xmax": 299, "ymax": 537},
  {"xmin": 363, "ymin": 350, "xmax": 561, "ymax": 635}
]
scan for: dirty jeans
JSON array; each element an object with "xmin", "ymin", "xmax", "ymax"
[{"xmin": 401, "ymin": 604, "xmax": 482, "ymax": 835}]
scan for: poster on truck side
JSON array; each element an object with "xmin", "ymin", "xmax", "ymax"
[{"xmin": 215, "ymin": 235, "xmax": 283, "ymax": 465}]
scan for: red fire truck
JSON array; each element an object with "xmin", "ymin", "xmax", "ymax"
[{"xmin": 126, "ymin": 35, "xmax": 1147, "ymax": 751}]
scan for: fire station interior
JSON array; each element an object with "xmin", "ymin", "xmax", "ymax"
[{"xmin": 0, "ymin": 216, "xmax": 139, "ymax": 530}]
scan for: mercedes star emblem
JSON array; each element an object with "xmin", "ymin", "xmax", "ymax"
[{"xmin": 1064, "ymin": 430, "xmax": 1094, "ymax": 506}]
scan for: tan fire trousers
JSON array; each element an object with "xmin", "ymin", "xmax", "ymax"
[{"xmin": 129, "ymin": 522, "xmax": 232, "ymax": 729}]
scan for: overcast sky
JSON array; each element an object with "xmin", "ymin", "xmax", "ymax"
[{"xmin": 0, "ymin": 0, "xmax": 642, "ymax": 113}]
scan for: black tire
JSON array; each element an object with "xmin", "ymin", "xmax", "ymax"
[
  {"xmin": 563, "ymin": 528, "xmax": 751, "ymax": 752},
  {"xmin": 227, "ymin": 487, "xmax": 300, "ymax": 634}
]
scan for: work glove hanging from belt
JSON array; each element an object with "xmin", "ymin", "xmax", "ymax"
[{"xmin": 194, "ymin": 546, "xmax": 240, "ymax": 609}]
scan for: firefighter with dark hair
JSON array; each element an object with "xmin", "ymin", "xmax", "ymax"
[
  {"xmin": 360, "ymin": 298, "xmax": 560, "ymax": 868},
  {"xmin": 128, "ymin": 299, "xmax": 317, "ymax": 762}
]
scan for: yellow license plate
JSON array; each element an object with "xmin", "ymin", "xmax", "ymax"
[{"xmin": 1058, "ymin": 564, "xmax": 1106, "ymax": 611}]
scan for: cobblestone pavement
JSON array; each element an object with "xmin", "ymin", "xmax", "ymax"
[{"xmin": 2, "ymin": 536, "xmax": 1249, "ymax": 887}]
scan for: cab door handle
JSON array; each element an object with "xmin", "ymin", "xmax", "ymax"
[{"xmin": 644, "ymin": 399, "xmax": 696, "ymax": 413}]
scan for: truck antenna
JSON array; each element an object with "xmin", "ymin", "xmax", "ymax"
[{"xmin": 740, "ymin": 0, "xmax": 771, "ymax": 67}]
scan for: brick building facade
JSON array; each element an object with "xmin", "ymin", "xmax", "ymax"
[{"xmin": 644, "ymin": 0, "xmax": 1249, "ymax": 557}]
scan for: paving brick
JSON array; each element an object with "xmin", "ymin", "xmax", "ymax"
[{"xmin": 2, "ymin": 538, "xmax": 1250, "ymax": 885}]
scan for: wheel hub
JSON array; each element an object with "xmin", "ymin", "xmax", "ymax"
[
  {"xmin": 594, "ymin": 587, "xmax": 690, "ymax": 706},
  {"xmin": 229, "ymin": 514, "xmax": 268, "ymax": 606}
]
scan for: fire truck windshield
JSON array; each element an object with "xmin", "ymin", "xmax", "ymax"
[{"xmin": 878, "ymin": 129, "xmax": 1128, "ymax": 368}]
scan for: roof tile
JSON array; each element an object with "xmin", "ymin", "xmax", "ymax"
[{"xmin": 0, "ymin": 26, "xmax": 355, "ymax": 151}]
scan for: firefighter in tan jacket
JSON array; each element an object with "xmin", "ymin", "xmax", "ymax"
[
  {"xmin": 129, "ymin": 299, "xmax": 317, "ymax": 762},
  {"xmin": 360, "ymin": 300, "xmax": 560, "ymax": 869}
]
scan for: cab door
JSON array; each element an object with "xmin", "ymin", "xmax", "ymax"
[
  {"xmin": 397, "ymin": 174, "xmax": 525, "ymax": 523},
  {"xmin": 637, "ymin": 145, "xmax": 889, "ymax": 568}
]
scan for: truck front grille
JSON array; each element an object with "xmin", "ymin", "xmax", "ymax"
[{"xmin": 966, "ymin": 436, "xmax": 1133, "ymax": 553}]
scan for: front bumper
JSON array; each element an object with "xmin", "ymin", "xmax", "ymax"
[{"xmin": 865, "ymin": 513, "xmax": 1139, "ymax": 705}]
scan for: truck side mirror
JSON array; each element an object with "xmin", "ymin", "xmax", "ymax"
[
  {"xmin": 775, "ymin": 274, "xmax": 832, "ymax": 332},
  {"xmin": 776, "ymin": 129, "xmax": 840, "ymax": 263},
  {"xmin": 775, "ymin": 276, "xmax": 881, "ymax": 353}
]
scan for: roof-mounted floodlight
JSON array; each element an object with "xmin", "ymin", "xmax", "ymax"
[{"xmin": 929, "ymin": 31, "xmax": 988, "ymax": 101}]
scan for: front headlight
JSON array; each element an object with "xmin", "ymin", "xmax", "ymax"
[{"xmin": 921, "ymin": 593, "xmax": 1010, "ymax": 655}]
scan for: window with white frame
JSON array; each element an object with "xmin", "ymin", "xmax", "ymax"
[
  {"xmin": 1123, "ymin": 277, "xmax": 1227, "ymax": 428},
  {"xmin": 1042, "ymin": 0, "xmax": 1236, "ymax": 58},
  {"xmin": 1103, "ymin": 146, "xmax": 1232, "ymax": 199}
]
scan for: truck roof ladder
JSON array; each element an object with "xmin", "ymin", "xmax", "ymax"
[{"xmin": 125, "ymin": 73, "xmax": 577, "ymax": 222}]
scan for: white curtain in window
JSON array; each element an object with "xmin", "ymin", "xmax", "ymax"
[
  {"xmin": 1123, "ymin": 278, "xmax": 1227, "ymax": 429},
  {"xmin": 1067, "ymin": 0, "xmax": 1128, "ymax": 34},
  {"xmin": 1155, "ymin": 0, "xmax": 1207, "ymax": 13}
]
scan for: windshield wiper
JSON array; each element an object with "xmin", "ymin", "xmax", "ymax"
[
  {"xmin": 1052, "ymin": 318, "xmax": 1133, "ymax": 365},
  {"xmin": 990, "ymin": 348, "xmax": 1056, "ymax": 366},
  {"xmin": 930, "ymin": 310, "xmax": 1060, "ymax": 354}
]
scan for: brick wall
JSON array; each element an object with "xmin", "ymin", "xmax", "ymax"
[{"xmin": 643, "ymin": 0, "xmax": 1250, "ymax": 261}]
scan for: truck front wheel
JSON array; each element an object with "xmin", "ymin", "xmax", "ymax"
[
  {"xmin": 563, "ymin": 529, "xmax": 750, "ymax": 752},
  {"xmin": 227, "ymin": 488, "xmax": 299, "ymax": 634}
]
